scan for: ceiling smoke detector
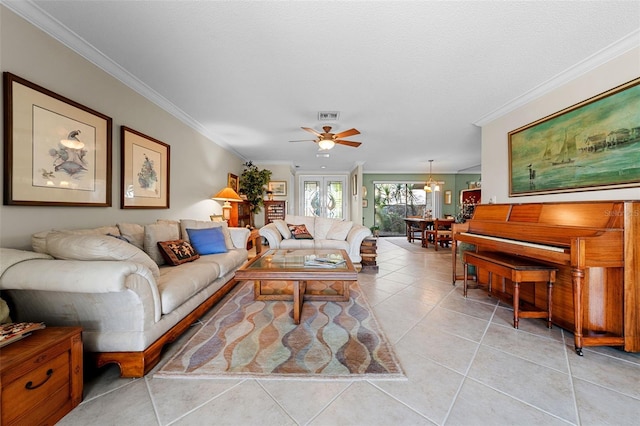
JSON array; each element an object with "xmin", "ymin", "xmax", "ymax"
[{"xmin": 318, "ymin": 111, "xmax": 339, "ymax": 121}]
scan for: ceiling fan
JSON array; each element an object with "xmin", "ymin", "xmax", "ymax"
[{"xmin": 290, "ymin": 126, "xmax": 362, "ymax": 150}]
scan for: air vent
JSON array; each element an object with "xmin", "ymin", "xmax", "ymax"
[{"xmin": 318, "ymin": 111, "xmax": 339, "ymax": 121}]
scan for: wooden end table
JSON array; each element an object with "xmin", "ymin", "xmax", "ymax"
[
  {"xmin": 0, "ymin": 327, "xmax": 83, "ymax": 425},
  {"xmin": 246, "ymin": 228, "xmax": 262, "ymax": 257}
]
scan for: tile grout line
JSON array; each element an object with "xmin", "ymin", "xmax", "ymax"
[
  {"xmin": 441, "ymin": 297, "xmax": 499, "ymax": 425},
  {"xmin": 301, "ymin": 382, "xmax": 355, "ymax": 426},
  {"xmin": 562, "ymin": 328, "xmax": 583, "ymax": 426},
  {"xmin": 144, "ymin": 375, "xmax": 163, "ymax": 426},
  {"xmin": 162, "ymin": 379, "xmax": 249, "ymax": 426},
  {"xmin": 256, "ymin": 379, "xmax": 306, "ymax": 426}
]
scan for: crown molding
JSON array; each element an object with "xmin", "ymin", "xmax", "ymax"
[
  {"xmin": 473, "ymin": 29, "xmax": 640, "ymax": 127},
  {"xmin": 3, "ymin": 0, "xmax": 239, "ymax": 154}
]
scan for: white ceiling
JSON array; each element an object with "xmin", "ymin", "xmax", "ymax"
[{"xmin": 6, "ymin": 1, "xmax": 640, "ymax": 174}]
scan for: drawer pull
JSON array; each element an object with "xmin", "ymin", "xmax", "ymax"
[{"xmin": 25, "ymin": 368, "xmax": 53, "ymax": 390}]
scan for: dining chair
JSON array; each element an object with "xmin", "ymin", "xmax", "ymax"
[{"xmin": 425, "ymin": 218, "xmax": 453, "ymax": 251}]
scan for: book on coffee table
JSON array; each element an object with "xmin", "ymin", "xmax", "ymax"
[
  {"xmin": 304, "ymin": 256, "xmax": 346, "ymax": 267},
  {"xmin": 0, "ymin": 322, "xmax": 46, "ymax": 347}
]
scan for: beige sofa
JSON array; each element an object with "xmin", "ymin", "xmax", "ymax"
[
  {"xmin": 0, "ymin": 219, "xmax": 249, "ymax": 377},
  {"xmin": 258, "ymin": 215, "xmax": 371, "ymax": 263}
]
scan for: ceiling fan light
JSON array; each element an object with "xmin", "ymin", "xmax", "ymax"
[{"xmin": 318, "ymin": 139, "xmax": 335, "ymax": 150}]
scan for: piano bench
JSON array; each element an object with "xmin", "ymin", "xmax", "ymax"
[{"xmin": 463, "ymin": 251, "xmax": 558, "ymax": 329}]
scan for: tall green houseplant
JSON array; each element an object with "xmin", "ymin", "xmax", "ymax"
[{"xmin": 239, "ymin": 161, "xmax": 272, "ymax": 222}]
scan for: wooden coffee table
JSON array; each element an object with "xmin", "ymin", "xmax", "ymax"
[{"xmin": 234, "ymin": 249, "xmax": 358, "ymax": 324}]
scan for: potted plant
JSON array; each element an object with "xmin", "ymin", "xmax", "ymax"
[
  {"xmin": 370, "ymin": 225, "xmax": 380, "ymax": 238},
  {"xmin": 239, "ymin": 161, "xmax": 272, "ymax": 226}
]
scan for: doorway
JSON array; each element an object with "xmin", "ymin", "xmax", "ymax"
[{"xmin": 298, "ymin": 175, "xmax": 347, "ymax": 219}]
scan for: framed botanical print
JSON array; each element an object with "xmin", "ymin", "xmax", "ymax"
[
  {"xmin": 3, "ymin": 72, "xmax": 112, "ymax": 206},
  {"xmin": 121, "ymin": 126, "xmax": 170, "ymax": 209},
  {"xmin": 227, "ymin": 173, "xmax": 238, "ymax": 192},
  {"xmin": 268, "ymin": 180, "xmax": 287, "ymax": 196}
]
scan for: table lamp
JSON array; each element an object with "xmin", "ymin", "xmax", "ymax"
[{"xmin": 212, "ymin": 186, "xmax": 243, "ymax": 222}]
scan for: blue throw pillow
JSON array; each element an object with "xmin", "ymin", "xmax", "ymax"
[{"xmin": 186, "ymin": 227, "xmax": 228, "ymax": 255}]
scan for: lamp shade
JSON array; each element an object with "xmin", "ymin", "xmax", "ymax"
[
  {"xmin": 212, "ymin": 187, "xmax": 243, "ymax": 202},
  {"xmin": 424, "ymin": 159, "xmax": 441, "ymax": 192},
  {"xmin": 318, "ymin": 138, "xmax": 335, "ymax": 150}
]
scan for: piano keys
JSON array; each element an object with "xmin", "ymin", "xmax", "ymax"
[{"xmin": 452, "ymin": 201, "xmax": 639, "ymax": 355}]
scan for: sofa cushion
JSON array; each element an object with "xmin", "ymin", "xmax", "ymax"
[
  {"xmin": 288, "ymin": 224, "xmax": 314, "ymax": 239},
  {"xmin": 313, "ymin": 239, "xmax": 350, "ymax": 253},
  {"xmin": 45, "ymin": 233, "xmax": 160, "ymax": 278},
  {"xmin": 33, "ymin": 225, "xmax": 121, "ymax": 253},
  {"xmin": 117, "ymin": 222, "xmax": 145, "ymax": 249},
  {"xmin": 186, "ymin": 227, "xmax": 228, "ymax": 255},
  {"xmin": 196, "ymin": 249, "xmax": 248, "ymax": 277},
  {"xmin": 157, "ymin": 240, "xmax": 200, "ymax": 265},
  {"xmin": 157, "ymin": 261, "xmax": 220, "ymax": 314},
  {"xmin": 314, "ymin": 217, "xmax": 335, "ymax": 240},
  {"xmin": 326, "ymin": 220, "xmax": 353, "ymax": 240},
  {"xmin": 273, "ymin": 220, "xmax": 292, "ymax": 239},
  {"xmin": 107, "ymin": 233, "xmax": 131, "ymax": 243},
  {"xmin": 179, "ymin": 219, "xmax": 234, "ymax": 250},
  {"xmin": 280, "ymin": 239, "xmax": 316, "ymax": 250},
  {"xmin": 144, "ymin": 222, "xmax": 180, "ymax": 265},
  {"xmin": 284, "ymin": 215, "xmax": 315, "ymax": 236}
]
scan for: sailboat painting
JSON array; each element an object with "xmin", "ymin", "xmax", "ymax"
[{"xmin": 509, "ymin": 77, "xmax": 640, "ymax": 196}]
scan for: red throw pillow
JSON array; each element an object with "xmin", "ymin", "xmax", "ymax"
[
  {"xmin": 157, "ymin": 240, "xmax": 200, "ymax": 265},
  {"xmin": 287, "ymin": 224, "xmax": 313, "ymax": 240}
]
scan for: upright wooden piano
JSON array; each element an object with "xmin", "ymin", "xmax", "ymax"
[{"xmin": 452, "ymin": 201, "xmax": 639, "ymax": 355}]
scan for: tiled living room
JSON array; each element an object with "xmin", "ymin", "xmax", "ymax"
[
  {"xmin": 1, "ymin": 2, "xmax": 640, "ymax": 425},
  {"xmin": 55, "ymin": 238, "xmax": 640, "ymax": 425}
]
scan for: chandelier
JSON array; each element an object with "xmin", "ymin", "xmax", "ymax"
[{"xmin": 424, "ymin": 160, "xmax": 440, "ymax": 192}]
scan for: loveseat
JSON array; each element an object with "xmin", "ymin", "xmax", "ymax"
[
  {"xmin": 258, "ymin": 215, "xmax": 371, "ymax": 263},
  {"xmin": 0, "ymin": 219, "xmax": 250, "ymax": 377}
]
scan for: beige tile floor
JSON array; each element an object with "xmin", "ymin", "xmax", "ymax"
[{"xmin": 59, "ymin": 238, "xmax": 640, "ymax": 425}]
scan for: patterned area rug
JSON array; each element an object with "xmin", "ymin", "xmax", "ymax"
[
  {"xmin": 155, "ymin": 280, "xmax": 404, "ymax": 380},
  {"xmin": 385, "ymin": 236, "xmax": 452, "ymax": 253},
  {"xmin": 385, "ymin": 236, "xmax": 428, "ymax": 252}
]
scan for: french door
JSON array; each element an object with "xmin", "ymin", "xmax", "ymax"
[{"xmin": 298, "ymin": 175, "xmax": 347, "ymax": 219}]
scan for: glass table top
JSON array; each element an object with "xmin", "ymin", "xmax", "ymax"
[{"xmin": 246, "ymin": 249, "xmax": 350, "ymax": 271}]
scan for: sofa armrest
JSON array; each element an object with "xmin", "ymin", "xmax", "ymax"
[
  {"xmin": 259, "ymin": 223, "xmax": 282, "ymax": 248},
  {"xmin": 0, "ymin": 259, "xmax": 162, "ymax": 322},
  {"xmin": 346, "ymin": 224, "xmax": 372, "ymax": 263},
  {"xmin": 229, "ymin": 227, "xmax": 250, "ymax": 249}
]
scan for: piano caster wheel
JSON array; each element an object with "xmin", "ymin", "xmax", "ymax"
[{"xmin": 575, "ymin": 347, "xmax": 583, "ymax": 356}]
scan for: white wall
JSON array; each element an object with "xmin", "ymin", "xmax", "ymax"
[
  {"xmin": 253, "ymin": 162, "xmax": 294, "ymax": 227},
  {"xmin": 482, "ymin": 47, "xmax": 640, "ymax": 204},
  {"xmin": 0, "ymin": 7, "xmax": 244, "ymax": 248}
]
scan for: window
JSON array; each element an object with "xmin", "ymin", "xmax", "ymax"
[{"xmin": 373, "ymin": 182, "xmax": 434, "ymax": 236}]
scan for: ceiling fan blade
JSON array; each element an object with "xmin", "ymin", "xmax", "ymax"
[
  {"xmin": 289, "ymin": 139, "xmax": 316, "ymax": 143},
  {"xmin": 334, "ymin": 128, "xmax": 360, "ymax": 138},
  {"xmin": 301, "ymin": 127, "xmax": 322, "ymax": 137},
  {"xmin": 335, "ymin": 139, "xmax": 362, "ymax": 147}
]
